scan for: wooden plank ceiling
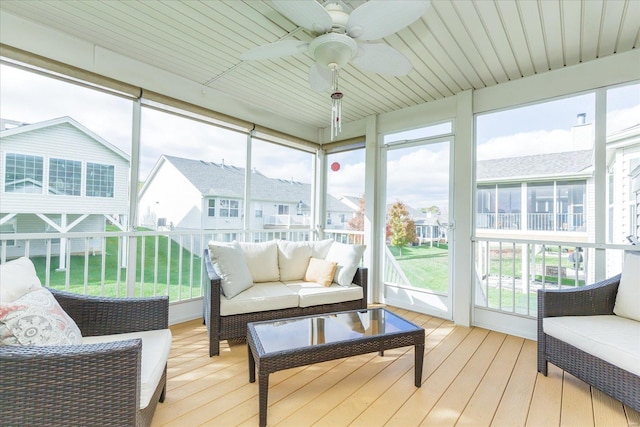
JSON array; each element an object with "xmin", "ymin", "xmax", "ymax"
[{"xmin": 1, "ymin": 0, "xmax": 638, "ymax": 131}]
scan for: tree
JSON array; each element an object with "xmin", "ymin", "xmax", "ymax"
[
  {"xmin": 387, "ymin": 201, "xmax": 416, "ymax": 256},
  {"xmin": 348, "ymin": 195, "xmax": 365, "ymax": 231}
]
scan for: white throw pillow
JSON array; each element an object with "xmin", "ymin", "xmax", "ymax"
[
  {"xmin": 0, "ymin": 287, "xmax": 83, "ymax": 346},
  {"xmin": 277, "ymin": 240, "xmax": 312, "ymax": 281},
  {"xmin": 310, "ymin": 239, "xmax": 334, "ymax": 259},
  {"xmin": 613, "ymin": 251, "xmax": 640, "ymax": 321},
  {"xmin": 324, "ymin": 242, "xmax": 366, "ymax": 286},
  {"xmin": 207, "ymin": 241, "xmax": 253, "ymax": 299},
  {"xmin": 0, "ymin": 257, "xmax": 43, "ymax": 304},
  {"xmin": 238, "ymin": 241, "xmax": 280, "ymax": 283}
]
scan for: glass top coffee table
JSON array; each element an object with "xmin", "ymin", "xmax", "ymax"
[{"xmin": 247, "ymin": 308, "xmax": 425, "ymax": 427}]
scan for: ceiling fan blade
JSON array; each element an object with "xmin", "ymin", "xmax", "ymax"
[
  {"xmin": 352, "ymin": 43, "xmax": 413, "ymax": 76},
  {"xmin": 271, "ymin": 0, "xmax": 332, "ymax": 33},
  {"xmin": 241, "ymin": 40, "xmax": 308, "ymax": 60},
  {"xmin": 347, "ymin": 0, "xmax": 430, "ymax": 40},
  {"xmin": 309, "ymin": 63, "xmax": 333, "ymax": 92}
]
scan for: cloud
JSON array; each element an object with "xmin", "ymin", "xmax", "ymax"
[{"xmin": 477, "ymin": 129, "xmax": 574, "ymax": 160}]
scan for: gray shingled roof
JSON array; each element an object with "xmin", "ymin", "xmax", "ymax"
[
  {"xmin": 477, "ymin": 150, "xmax": 593, "ymax": 181},
  {"xmin": 164, "ymin": 155, "xmax": 348, "ymax": 211}
]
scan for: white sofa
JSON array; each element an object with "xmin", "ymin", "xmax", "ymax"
[
  {"xmin": 538, "ymin": 251, "xmax": 640, "ymax": 412},
  {"xmin": 0, "ymin": 257, "xmax": 172, "ymax": 426},
  {"xmin": 203, "ymin": 239, "xmax": 368, "ymax": 356}
]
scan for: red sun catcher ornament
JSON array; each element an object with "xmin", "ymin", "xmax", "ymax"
[{"xmin": 331, "ymin": 162, "xmax": 340, "ymax": 172}]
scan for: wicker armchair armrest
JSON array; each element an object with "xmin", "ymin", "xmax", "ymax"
[
  {"xmin": 49, "ymin": 288, "xmax": 169, "ymax": 337},
  {"xmin": 537, "ymin": 274, "xmax": 621, "ymax": 319},
  {"xmin": 0, "ymin": 339, "xmax": 142, "ymax": 426}
]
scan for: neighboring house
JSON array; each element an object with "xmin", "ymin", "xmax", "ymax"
[
  {"xmin": 138, "ymin": 155, "xmax": 355, "ymax": 237},
  {"xmin": 476, "ymin": 119, "xmax": 640, "ymax": 283},
  {"xmin": 476, "ymin": 149, "xmax": 593, "ymax": 241},
  {"xmin": 0, "ymin": 117, "xmax": 131, "ymax": 267},
  {"xmin": 476, "ymin": 120, "xmax": 640, "ymax": 247}
]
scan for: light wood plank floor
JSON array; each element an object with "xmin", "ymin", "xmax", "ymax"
[{"xmin": 152, "ymin": 307, "xmax": 639, "ymax": 427}]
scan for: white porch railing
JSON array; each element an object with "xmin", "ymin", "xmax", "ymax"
[
  {"xmin": 476, "ymin": 212, "xmax": 586, "ymax": 232},
  {"xmin": 0, "ymin": 229, "xmax": 312, "ymax": 303},
  {"xmin": 473, "ymin": 237, "xmax": 637, "ymax": 318}
]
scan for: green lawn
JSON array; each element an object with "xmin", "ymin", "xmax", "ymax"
[
  {"xmin": 32, "ymin": 231, "xmax": 202, "ymax": 301},
  {"xmin": 485, "ymin": 245, "xmax": 585, "ymax": 286},
  {"xmin": 387, "ymin": 244, "xmax": 449, "ymax": 293}
]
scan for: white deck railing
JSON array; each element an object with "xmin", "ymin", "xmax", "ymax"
[
  {"xmin": 0, "ymin": 229, "xmax": 312, "ymax": 302},
  {"xmin": 473, "ymin": 237, "xmax": 636, "ymax": 318}
]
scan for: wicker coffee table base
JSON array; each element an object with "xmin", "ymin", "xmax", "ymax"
[{"xmin": 247, "ymin": 312, "xmax": 425, "ymax": 427}]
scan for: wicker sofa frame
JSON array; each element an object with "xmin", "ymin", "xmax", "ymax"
[
  {"xmin": 537, "ymin": 273, "xmax": 639, "ymax": 412},
  {"xmin": 203, "ymin": 248, "xmax": 368, "ymax": 357},
  {"xmin": 0, "ymin": 288, "xmax": 169, "ymax": 426}
]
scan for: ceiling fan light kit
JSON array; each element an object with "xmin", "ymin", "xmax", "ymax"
[
  {"xmin": 242, "ymin": 0, "xmax": 431, "ymax": 140},
  {"xmin": 308, "ymin": 33, "xmax": 357, "ymax": 70}
]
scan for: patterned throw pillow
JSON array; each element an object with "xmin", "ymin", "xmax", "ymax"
[{"xmin": 0, "ymin": 288, "xmax": 83, "ymax": 346}]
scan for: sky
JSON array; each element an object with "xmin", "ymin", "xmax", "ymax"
[{"xmin": 1, "ymin": 63, "xmax": 639, "ymax": 214}]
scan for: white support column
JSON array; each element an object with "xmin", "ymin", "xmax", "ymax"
[
  {"xmin": 315, "ymin": 147, "xmax": 327, "ymax": 240},
  {"xmin": 364, "ymin": 115, "xmax": 381, "ymax": 303},
  {"xmin": 126, "ymin": 98, "xmax": 142, "ymax": 297},
  {"xmin": 594, "ymin": 88, "xmax": 607, "ymax": 280},
  {"xmin": 58, "ymin": 213, "xmax": 67, "ymax": 271},
  {"xmin": 244, "ymin": 129, "xmax": 254, "ymax": 237},
  {"xmin": 453, "ymin": 90, "xmax": 473, "ymax": 327}
]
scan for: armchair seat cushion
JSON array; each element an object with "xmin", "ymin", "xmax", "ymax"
[
  {"xmin": 543, "ymin": 315, "xmax": 640, "ymax": 376},
  {"xmin": 83, "ymin": 329, "xmax": 172, "ymax": 409}
]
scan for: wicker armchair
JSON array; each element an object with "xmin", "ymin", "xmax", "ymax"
[
  {"xmin": 0, "ymin": 288, "xmax": 169, "ymax": 426},
  {"xmin": 538, "ymin": 274, "xmax": 640, "ymax": 412}
]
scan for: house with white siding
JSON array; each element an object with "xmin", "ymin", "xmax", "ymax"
[
  {"xmin": 0, "ymin": 117, "xmax": 130, "ymax": 268},
  {"xmin": 476, "ymin": 120, "xmax": 640, "ymax": 281},
  {"xmin": 138, "ymin": 155, "xmax": 355, "ymax": 236}
]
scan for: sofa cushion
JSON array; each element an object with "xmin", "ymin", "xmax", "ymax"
[
  {"xmin": 238, "ymin": 241, "xmax": 280, "ymax": 283},
  {"xmin": 0, "ymin": 257, "xmax": 43, "ymax": 304},
  {"xmin": 220, "ymin": 281, "xmax": 298, "ymax": 316},
  {"xmin": 543, "ymin": 315, "xmax": 640, "ymax": 376},
  {"xmin": 285, "ymin": 280, "xmax": 364, "ymax": 308},
  {"xmin": 83, "ymin": 329, "xmax": 172, "ymax": 410},
  {"xmin": 310, "ymin": 239, "xmax": 334, "ymax": 259},
  {"xmin": 613, "ymin": 251, "xmax": 640, "ymax": 321},
  {"xmin": 304, "ymin": 257, "xmax": 337, "ymax": 287},
  {"xmin": 277, "ymin": 240, "xmax": 312, "ymax": 281},
  {"xmin": 0, "ymin": 287, "xmax": 83, "ymax": 346},
  {"xmin": 325, "ymin": 242, "xmax": 366, "ymax": 286},
  {"xmin": 208, "ymin": 241, "xmax": 253, "ymax": 299}
]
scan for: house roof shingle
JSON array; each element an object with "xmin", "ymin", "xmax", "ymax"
[{"xmin": 476, "ymin": 150, "xmax": 593, "ymax": 182}]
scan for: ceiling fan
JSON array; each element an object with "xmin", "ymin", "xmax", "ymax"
[{"xmin": 241, "ymin": 0, "xmax": 431, "ymax": 139}]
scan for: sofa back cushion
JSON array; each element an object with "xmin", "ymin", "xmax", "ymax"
[
  {"xmin": 0, "ymin": 257, "xmax": 43, "ymax": 304},
  {"xmin": 325, "ymin": 242, "xmax": 366, "ymax": 286},
  {"xmin": 277, "ymin": 240, "xmax": 312, "ymax": 281},
  {"xmin": 208, "ymin": 241, "xmax": 253, "ymax": 298},
  {"xmin": 238, "ymin": 241, "xmax": 280, "ymax": 283},
  {"xmin": 310, "ymin": 239, "xmax": 334, "ymax": 259},
  {"xmin": 613, "ymin": 251, "xmax": 640, "ymax": 321}
]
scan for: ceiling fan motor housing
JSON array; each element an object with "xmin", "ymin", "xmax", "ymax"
[{"xmin": 309, "ymin": 33, "xmax": 358, "ymax": 70}]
